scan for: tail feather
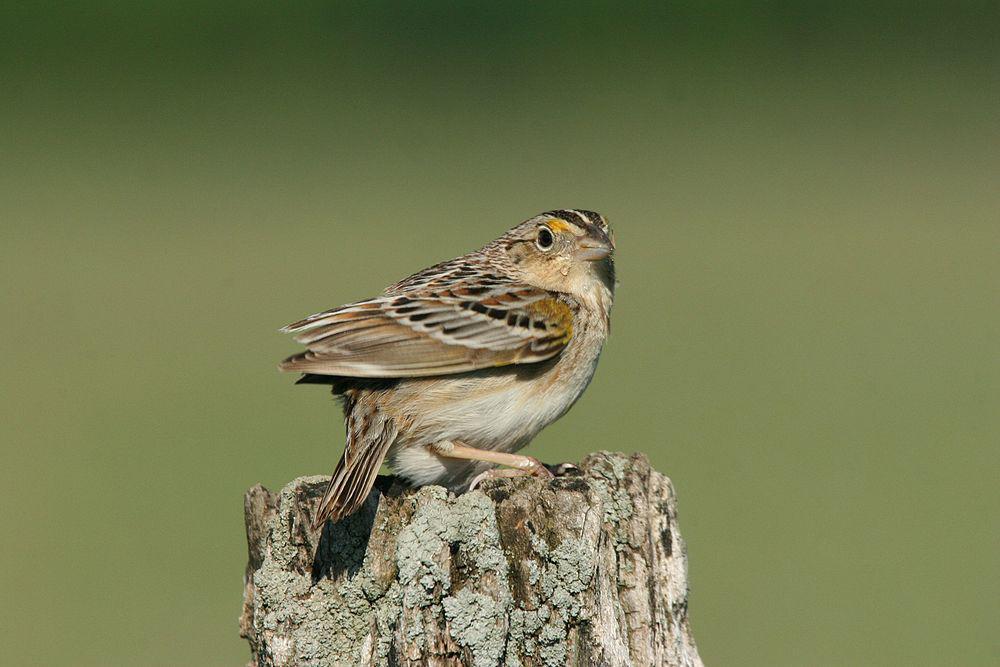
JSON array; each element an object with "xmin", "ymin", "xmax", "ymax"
[
  {"xmin": 312, "ymin": 406, "xmax": 397, "ymax": 529},
  {"xmin": 313, "ymin": 455, "xmax": 366, "ymax": 527}
]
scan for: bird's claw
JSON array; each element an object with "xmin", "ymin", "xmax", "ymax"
[
  {"xmin": 468, "ymin": 458, "xmax": 583, "ymax": 490},
  {"xmin": 545, "ymin": 462, "xmax": 580, "ymax": 476}
]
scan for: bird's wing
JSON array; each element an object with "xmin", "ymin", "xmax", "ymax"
[{"xmin": 278, "ymin": 281, "xmax": 574, "ymax": 378}]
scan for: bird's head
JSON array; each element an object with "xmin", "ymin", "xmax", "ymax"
[{"xmin": 500, "ymin": 209, "xmax": 616, "ymax": 302}]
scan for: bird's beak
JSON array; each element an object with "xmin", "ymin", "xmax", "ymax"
[{"xmin": 578, "ymin": 238, "xmax": 613, "ymax": 262}]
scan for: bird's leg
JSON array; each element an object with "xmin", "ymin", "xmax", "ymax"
[{"xmin": 428, "ymin": 440, "xmax": 553, "ymax": 489}]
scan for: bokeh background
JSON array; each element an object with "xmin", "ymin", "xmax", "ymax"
[{"xmin": 2, "ymin": 2, "xmax": 997, "ymax": 665}]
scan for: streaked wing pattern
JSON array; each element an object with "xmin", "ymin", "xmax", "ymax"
[{"xmin": 279, "ymin": 278, "xmax": 574, "ymax": 378}]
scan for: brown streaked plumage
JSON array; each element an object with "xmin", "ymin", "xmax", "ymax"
[{"xmin": 280, "ymin": 209, "xmax": 616, "ymax": 527}]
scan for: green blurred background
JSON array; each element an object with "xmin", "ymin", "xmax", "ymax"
[{"xmin": 2, "ymin": 2, "xmax": 997, "ymax": 665}]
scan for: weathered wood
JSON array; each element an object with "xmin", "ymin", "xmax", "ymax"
[{"xmin": 241, "ymin": 451, "xmax": 702, "ymax": 667}]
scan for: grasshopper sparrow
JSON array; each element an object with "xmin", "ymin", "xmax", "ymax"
[{"xmin": 280, "ymin": 209, "xmax": 616, "ymax": 527}]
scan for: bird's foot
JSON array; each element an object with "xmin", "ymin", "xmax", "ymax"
[
  {"xmin": 545, "ymin": 462, "xmax": 580, "ymax": 476},
  {"xmin": 469, "ymin": 455, "xmax": 552, "ymax": 490}
]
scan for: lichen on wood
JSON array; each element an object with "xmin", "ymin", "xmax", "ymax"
[{"xmin": 241, "ymin": 451, "xmax": 702, "ymax": 667}]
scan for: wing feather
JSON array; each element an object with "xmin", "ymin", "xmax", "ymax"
[{"xmin": 279, "ymin": 281, "xmax": 574, "ymax": 378}]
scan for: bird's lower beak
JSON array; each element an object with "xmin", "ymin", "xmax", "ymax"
[{"xmin": 578, "ymin": 240, "xmax": 613, "ymax": 262}]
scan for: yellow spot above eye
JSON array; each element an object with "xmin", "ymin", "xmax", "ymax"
[{"xmin": 546, "ymin": 219, "xmax": 573, "ymax": 234}]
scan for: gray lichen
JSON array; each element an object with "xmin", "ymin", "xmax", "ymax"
[{"xmin": 442, "ymin": 589, "xmax": 506, "ymax": 667}]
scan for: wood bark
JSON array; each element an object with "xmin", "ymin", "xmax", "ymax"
[{"xmin": 241, "ymin": 451, "xmax": 702, "ymax": 667}]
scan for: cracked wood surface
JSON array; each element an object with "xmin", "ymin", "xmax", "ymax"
[{"xmin": 241, "ymin": 451, "xmax": 702, "ymax": 667}]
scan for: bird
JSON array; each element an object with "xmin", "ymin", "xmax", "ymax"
[{"xmin": 279, "ymin": 209, "xmax": 616, "ymax": 529}]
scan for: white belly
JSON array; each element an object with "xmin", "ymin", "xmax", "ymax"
[{"xmin": 386, "ymin": 327, "xmax": 605, "ymax": 489}]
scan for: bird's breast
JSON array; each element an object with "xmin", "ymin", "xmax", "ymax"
[{"xmin": 387, "ymin": 305, "xmax": 609, "ymax": 453}]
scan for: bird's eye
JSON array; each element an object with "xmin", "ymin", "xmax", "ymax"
[{"xmin": 536, "ymin": 226, "xmax": 554, "ymax": 251}]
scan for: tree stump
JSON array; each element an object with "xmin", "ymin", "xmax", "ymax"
[{"xmin": 240, "ymin": 451, "xmax": 702, "ymax": 667}]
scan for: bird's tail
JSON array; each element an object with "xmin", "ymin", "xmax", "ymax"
[{"xmin": 312, "ymin": 406, "xmax": 397, "ymax": 529}]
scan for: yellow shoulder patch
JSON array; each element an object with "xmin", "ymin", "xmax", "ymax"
[{"xmin": 527, "ymin": 298, "xmax": 574, "ymax": 344}]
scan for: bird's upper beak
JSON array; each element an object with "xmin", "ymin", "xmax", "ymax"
[{"xmin": 577, "ymin": 234, "xmax": 614, "ymax": 262}]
